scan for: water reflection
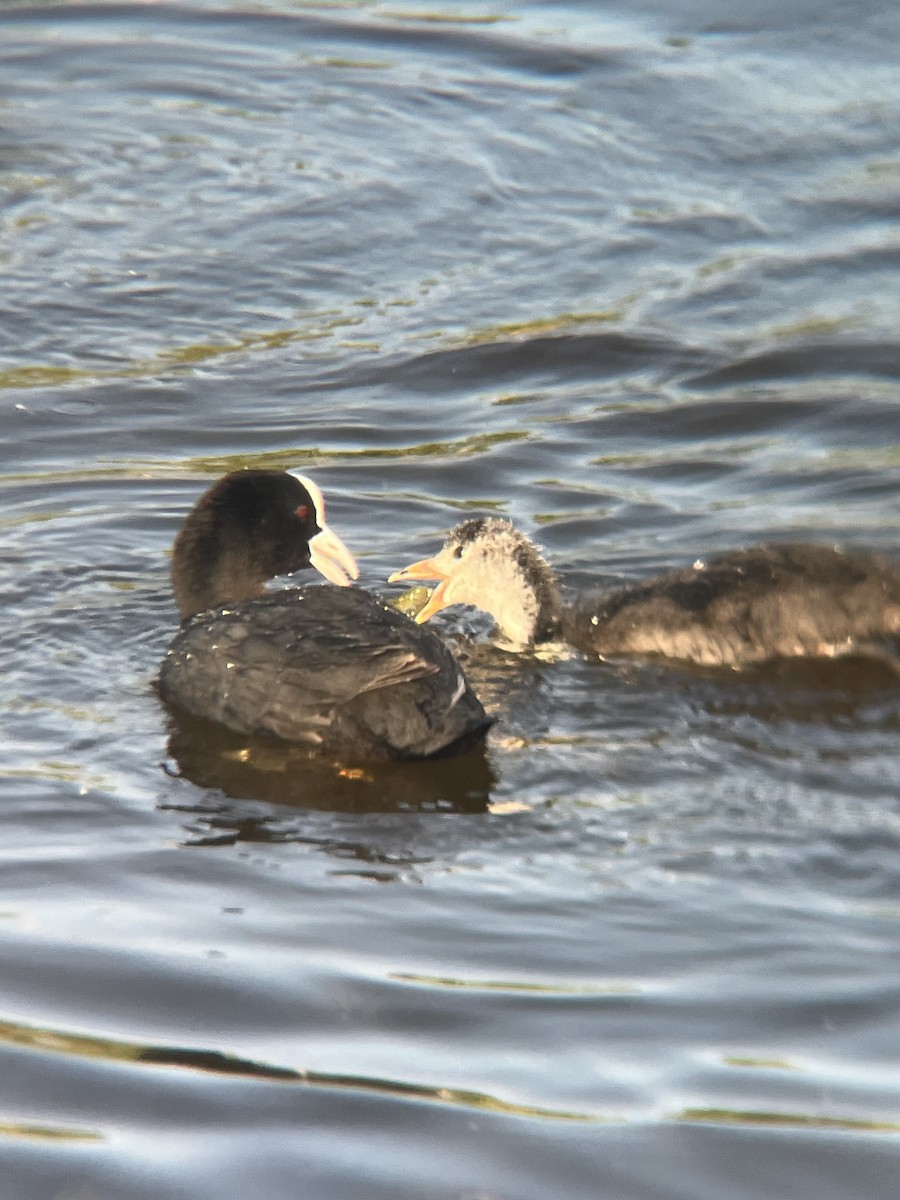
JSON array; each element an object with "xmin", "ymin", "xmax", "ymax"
[
  {"xmin": 0, "ymin": 1015, "xmax": 597, "ymax": 1123},
  {"xmin": 162, "ymin": 712, "xmax": 495, "ymax": 818},
  {"xmin": 690, "ymin": 654, "xmax": 900, "ymax": 726},
  {"xmin": 676, "ymin": 1108, "xmax": 900, "ymax": 1134}
]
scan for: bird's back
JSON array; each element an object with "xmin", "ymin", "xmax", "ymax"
[
  {"xmin": 562, "ymin": 543, "xmax": 900, "ymax": 666},
  {"xmin": 158, "ymin": 586, "xmax": 491, "ymax": 759}
]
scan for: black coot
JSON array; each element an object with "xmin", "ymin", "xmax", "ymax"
[{"xmin": 158, "ymin": 471, "xmax": 491, "ymax": 759}]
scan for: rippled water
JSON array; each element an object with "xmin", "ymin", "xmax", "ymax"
[{"xmin": 2, "ymin": 2, "xmax": 900, "ymax": 1197}]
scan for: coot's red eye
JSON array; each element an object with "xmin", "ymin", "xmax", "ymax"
[{"xmin": 296, "ymin": 504, "xmax": 309, "ymax": 520}]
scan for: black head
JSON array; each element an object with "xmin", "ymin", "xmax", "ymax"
[{"xmin": 171, "ymin": 470, "xmax": 357, "ymax": 619}]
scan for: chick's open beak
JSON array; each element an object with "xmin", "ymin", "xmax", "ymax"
[
  {"xmin": 388, "ymin": 557, "xmax": 450, "ymax": 624},
  {"xmin": 309, "ymin": 524, "xmax": 360, "ymax": 587}
]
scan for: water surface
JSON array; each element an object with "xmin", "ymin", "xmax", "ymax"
[{"xmin": 2, "ymin": 1, "xmax": 900, "ymax": 1197}]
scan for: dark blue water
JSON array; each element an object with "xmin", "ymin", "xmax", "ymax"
[{"xmin": 1, "ymin": 2, "xmax": 899, "ymax": 1196}]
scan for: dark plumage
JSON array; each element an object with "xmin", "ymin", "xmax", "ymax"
[
  {"xmin": 158, "ymin": 471, "xmax": 491, "ymax": 760},
  {"xmin": 390, "ymin": 518, "xmax": 900, "ymax": 668}
]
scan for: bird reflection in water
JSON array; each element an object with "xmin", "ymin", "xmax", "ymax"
[{"xmin": 162, "ymin": 711, "xmax": 495, "ymax": 824}]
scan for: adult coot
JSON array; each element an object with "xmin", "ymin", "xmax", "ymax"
[
  {"xmin": 390, "ymin": 517, "xmax": 900, "ymax": 667},
  {"xmin": 158, "ymin": 471, "xmax": 491, "ymax": 759}
]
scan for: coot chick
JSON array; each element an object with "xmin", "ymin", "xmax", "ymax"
[
  {"xmin": 390, "ymin": 518, "xmax": 900, "ymax": 667},
  {"xmin": 158, "ymin": 471, "xmax": 491, "ymax": 759}
]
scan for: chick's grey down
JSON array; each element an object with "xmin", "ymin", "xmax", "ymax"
[{"xmin": 390, "ymin": 517, "xmax": 900, "ymax": 667}]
